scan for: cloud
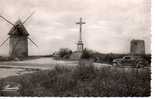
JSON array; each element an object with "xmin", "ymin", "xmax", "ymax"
[{"xmin": 0, "ymin": 0, "xmax": 151, "ymax": 55}]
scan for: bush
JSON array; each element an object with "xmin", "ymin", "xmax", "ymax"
[
  {"xmin": 0, "ymin": 63, "xmax": 151, "ymax": 96},
  {"xmin": 72, "ymin": 60, "xmax": 97, "ymax": 82},
  {"xmin": 81, "ymin": 49, "xmax": 92, "ymax": 59},
  {"xmin": 58, "ymin": 48, "xmax": 72, "ymax": 59}
]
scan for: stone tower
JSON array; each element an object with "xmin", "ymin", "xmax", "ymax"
[
  {"xmin": 130, "ymin": 39, "xmax": 145, "ymax": 55},
  {"xmin": 0, "ymin": 13, "xmax": 38, "ymax": 59},
  {"xmin": 8, "ymin": 20, "xmax": 29, "ymax": 58}
]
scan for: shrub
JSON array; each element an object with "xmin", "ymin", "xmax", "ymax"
[
  {"xmin": 58, "ymin": 48, "xmax": 72, "ymax": 59},
  {"xmin": 72, "ymin": 60, "xmax": 97, "ymax": 82},
  {"xmin": 81, "ymin": 49, "xmax": 92, "ymax": 59},
  {"xmin": 0, "ymin": 63, "xmax": 151, "ymax": 96}
]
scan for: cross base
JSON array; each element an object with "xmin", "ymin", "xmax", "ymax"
[{"xmin": 77, "ymin": 40, "xmax": 84, "ymax": 52}]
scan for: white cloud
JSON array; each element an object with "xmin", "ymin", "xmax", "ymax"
[{"xmin": 0, "ymin": 0, "xmax": 151, "ymax": 55}]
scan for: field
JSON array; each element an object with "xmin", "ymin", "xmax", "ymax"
[{"xmin": 0, "ymin": 58, "xmax": 151, "ymax": 97}]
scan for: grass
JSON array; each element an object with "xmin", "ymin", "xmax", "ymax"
[{"xmin": 0, "ymin": 60, "xmax": 151, "ymax": 97}]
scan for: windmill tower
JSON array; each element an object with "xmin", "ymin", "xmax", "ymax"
[
  {"xmin": 76, "ymin": 17, "xmax": 86, "ymax": 52},
  {"xmin": 0, "ymin": 13, "xmax": 38, "ymax": 59}
]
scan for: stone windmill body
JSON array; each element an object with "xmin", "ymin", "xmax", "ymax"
[{"xmin": 0, "ymin": 13, "xmax": 38, "ymax": 59}]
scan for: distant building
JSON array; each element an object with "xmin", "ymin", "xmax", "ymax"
[{"xmin": 130, "ymin": 39, "xmax": 145, "ymax": 55}]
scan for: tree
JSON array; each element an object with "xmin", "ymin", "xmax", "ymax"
[{"xmin": 58, "ymin": 48, "xmax": 72, "ymax": 59}]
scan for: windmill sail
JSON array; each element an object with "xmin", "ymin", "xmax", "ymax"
[
  {"xmin": 23, "ymin": 12, "xmax": 35, "ymax": 24},
  {"xmin": 0, "ymin": 37, "xmax": 9, "ymax": 47},
  {"xmin": 0, "ymin": 15, "xmax": 15, "ymax": 26},
  {"xmin": 28, "ymin": 37, "xmax": 38, "ymax": 47}
]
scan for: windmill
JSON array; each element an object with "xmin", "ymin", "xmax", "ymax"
[{"xmin": 0, "ymin": 12, "xmax": 38, "ymax": 59}]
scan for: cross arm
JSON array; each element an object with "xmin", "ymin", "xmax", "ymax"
[{"xmin": 76, "ymin": 22, "xmax": 86, "ymax": 24}]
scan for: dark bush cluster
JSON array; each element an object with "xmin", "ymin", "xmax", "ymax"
[
  {"xmin": 53, "ymin": 48, "xmax": 72, "ymax": 60},
  {"xmin": 92, "ymin": 53, "xmax": 151, "ymax": 65},
  {"xmin": 81, "ymin": 49, "xmax": 92, "ymax": 59},
  {"xmin": 0, "ymin": 61, "xmax": 151, "ymax": 97}
]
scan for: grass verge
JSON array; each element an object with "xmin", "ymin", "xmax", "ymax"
[{"xmin": 0, "ymin": 60, "xmax": 151, "ymax": 97}]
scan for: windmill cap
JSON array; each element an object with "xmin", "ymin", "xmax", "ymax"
[
  {"xmin": 8, "ymin": 19, "xmax": 29, "ymax": 36},
  {"xmin": 131, "ymin": 39, "xmax": 145, "ymax": 43}
]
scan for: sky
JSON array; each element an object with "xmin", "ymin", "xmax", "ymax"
[{"xmin": 0, "ymin": 0, "xmax": 151, "ymax": 55}]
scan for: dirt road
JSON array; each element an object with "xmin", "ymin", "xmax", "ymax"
[{"xmin": 0, "ymin": 57, "xmax": 111, "ymax": 79}]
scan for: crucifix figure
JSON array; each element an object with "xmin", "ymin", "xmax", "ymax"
[{"xmin": 76, "ymin": 17, "xmax": 86, "ymax": 52}]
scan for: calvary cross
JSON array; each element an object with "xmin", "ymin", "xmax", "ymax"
[
  {"xmin": 76, "ymin": 17, "xmax": 86, "ymax": 42},
  {"xmin": 76, "ymin": 17, "xmax": 86, "ymax": 52}
]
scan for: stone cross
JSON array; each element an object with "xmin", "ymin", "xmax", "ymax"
[{"xmin": 76, "ymin": 17, "xmax": 86, "ymax": 41}]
